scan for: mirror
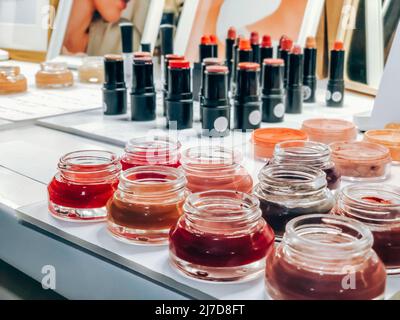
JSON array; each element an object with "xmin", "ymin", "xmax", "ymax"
[{"xmin": 344, "ymin": 0, "xmax": 400, "ymax": 93}]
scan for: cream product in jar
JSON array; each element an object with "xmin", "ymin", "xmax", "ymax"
[{"xmin": 330, "ymin": 141, "xmax": 391, "ymax": 182}]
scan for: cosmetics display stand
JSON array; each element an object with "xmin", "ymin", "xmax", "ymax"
[
  {"xmin": 36, "ymin": 82, "xmax": 373, "ymax": 148},
  {"xmin": 0, "ymin": 62, "xmax": 102, "ymax": 122}
]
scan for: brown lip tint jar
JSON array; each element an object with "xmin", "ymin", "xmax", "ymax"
[
  {"xmin": 266, "ymin": 214, "xmax": 387, "ymax": 300},
  {"xmin": 272, "ymin": 140, "xmax": 341, "ymax": 190},
  {"xmin": 181, "ymin": 146, "xmax": 253, "ymax": 193},
  {"xmin": 169, "ymin": 190, "xmax": 275, "ymax": 282},
  {"xmin": 0, "ymin": 65, "xmax": 27, "ymax": 94},
  {"xmin": 330, "ymin": 141, "xmax": 391, "ymax": 182},
  {"xmin": 120, "ymin": 136, "xmax": 181, "ymax": 171},
  {"xmin": 364, "ymin": 129, "xmax": 400, "ymax": 164},
  {"xmin": 335, "ymin": 184, "xmax": 400, "ymax": 274},
  {"xmin": 301, "ymin": 118, "xmax": 357, "ymax": 144},
  {"xmin": 254, "ymin": 164, "xmax": 334, "ymax": 239},
  {"xmin": 48, "ymin": 150, "xmax": 121, "ymax": 221},
  {"xmin": 36, "ymin": 62, "xmax": 74, "ymax": 88},
  {"xmin": 107, "ymin": 166, "xmax": 188, "ymax": 245}
]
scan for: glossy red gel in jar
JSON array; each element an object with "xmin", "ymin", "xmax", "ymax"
[
  {"xmin": 169, "ymin": 190, "xmax": 275, "ymax": 282},
  {"xmin": 266, "ymin": 214, "xmax": 386, "ymax": 300},
  {"xmin": 335, "ymin": 184, "xmax": 400, "ymax": 274},
  {"xmin": 120, "ymin": 136, "xmax": 181, "ymax": 170},
  {"xmin": 181, "ymin": 146, "xmax": 253, "ymax": 193},
  {"xmin": 47, "ymin": 150, "xmax": 121, "ymax": 221}
]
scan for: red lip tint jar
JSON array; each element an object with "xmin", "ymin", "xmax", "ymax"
[
  {"xmin": 254, "ymin": 164, "xmax": 334, "ymax": 239},
  {"xmin": 335, "ymin": 184, "xmax": 400, "ymax": 274},
  {"xmin": 48, "ymin": 150, "xmax": 121, "ymax": 221},
  {"xmin": 181, "ymin": 146, "xmax": 253, "ymax": 193},
  {"xmin": 107, "ymin": 166, "xmax": 187, "ymax": 245},
  {"xmin": 272, "ymin": 141, "xmax": 341, "ymax": 190},
  {"xmin": 266, "ymin": 214, "xmax": 386, "ymax": 300},
  {"xmin": 120, "ymin": 136, "xmax": 181, "ymax": 170},
  {"xmin": 169, "ymin": 190, "xmax": 275, "ymax": 282}
]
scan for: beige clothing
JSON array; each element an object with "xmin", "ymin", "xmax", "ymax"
[{"xmin": 86, "ymin": 0, "xmax": 150, "ymax": 56}]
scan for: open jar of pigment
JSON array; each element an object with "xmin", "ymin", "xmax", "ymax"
[
  {"xmin": 330, "ymin": 141, "xmax": 391, "ymax": 182},
  {"xmin": 0, "ymin": 66, "xmax": 27, "ymax": 94},
  {"xmin": 35, "ymin": 62, "xmax": 74, "ymax": 88},
  {"xmin": 272, "ymin": 141, "xmax": 341, "ymax": 190},
  {"xmin": 335, "ymin": 184, "xmax": 400, "ymax": 274},
  {"xmin": 251, "ymin": 128, "xmax": 308, "ymax": 161},
  {"xmin": 254, "ymin": 164, "xmax": 334, "ymax": 238},
  {"xmin": 120, "ymin": 136, "xmax": 181, "ymax": 170},
  {"xmin": 181, "ymin": 146, "xmax": 253, "ymax": 193},
  {"xmin": 107, "ymin": 166, "xmax": 187, "ymax": 245},
  {"xmin": 47, "ymin": 150, "xmax": 121, "ymax": 221},
  {"xmin": 169, "ymin": 190, "xmax": 275, "ymax": 282},
  {"xmin": 364, "ymin": 129, "xmax": 400, "ymax": 163},
  {"xmin": 78, "ymin": 56, "xmax": 104, "ymax": 84},
  {"xmin": 265, "ymin": 215, "xmax": 386, "ymax": 300},
  {"xmin": 301, "ymin": 118, "xmax": 357, "ymax": 144}
]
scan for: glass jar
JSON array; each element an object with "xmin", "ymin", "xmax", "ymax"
[
  {"xmin": 48, "ymin": 150, "xmax": 121, "ymax": 221},
  {"xmin": 35, "ymin": 62, "xmax": 74, "ymax": 88},
  {"xmin": 181, "ymin": 146, "xmax": 253, "ymax": 193},
  {"xmin": 0, "ymin": 65, "xmax": 27, "ymax": 94},
  {"xmin": 78, "ymin": 57, "xmax": 104, "ymax": 84},
  {"xmin": 120, "ymin": 136, "xmax": 181, "ymax": 170},
  {"xmin": 301, "ymin": 118, "xmax": 357, "ymax": 144},
  {"xmin": 254, "ymin": 164, "xmax": 334, "ymax": 238},
  {"xmin": 272, "ymin": 141, "xmax": 341, "ymax": 190},
  {"xmin": 330, "ymin": 141, "xmax": 391, "ymax": 182},
  {"xmin": 169, "ymin": 190, "xmax": 275, "ymax": 282},
  {"xmin": 107, "ymin": 166, "xmax": 187, "ymax": 245},
  {"xmin": 251, "ymin": 128, "xmax": 308, "ymax": 161},
  {"xmin": 364, "ymin": 129, "xmax": 400, "ymax": 163},
  {"xmin": 266, "ymin": 214, "xmax": 387, "ymax": 300},
  {"xmin": 335, "ymin": 184, "xmax": 400, "ymax": 274}
]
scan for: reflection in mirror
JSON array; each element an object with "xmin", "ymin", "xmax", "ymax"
[{"xmin": 345, "ymin": 0, "xmax": 400, "ymax": 91}]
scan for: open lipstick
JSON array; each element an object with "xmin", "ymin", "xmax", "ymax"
[
  {"xmin": 103, "ymin": 54, "xmax": 127, "ymax": 116},
  {"xmin": 259, "ymin": 35, "xmax": 274, "ymax": 82},
  {"xmin": 303, "ymin": 37, "xmax": 317, "ymax": 103},
  {"xmin": 234, "ymin": 62, "xmax": 261, "ymax": 131},
  {"xmin": 163, "ymin": 54, "xmax": 184, "ymax": 116},
  {"xmin": 326, "ymin": 41, "xmax": 345, "ymax": 107},
  {"xmin": 194, "ymin": 35, "xmax": 215, "ymax": 101},
  {"xmin": 251, "ymin": 31, "xmax": 260, "ymax": 64},
  {"xmin": 210, "ymin": 35, "xmax": 219, "ymax": 58},
  {"xmin": 285, "ymin": 45, "xmax": 304, "ymax": 114},
  {"xmin": 261, "ymin": 58, "xmax": 285, "ymax": 123},
  {"xmin": 166, "ymin": 60, "xmax": 193, "ymax": 130},
  {"xmin": 231, "ymin": 35, "xmax": 242, "ymax": 92},
  {"xmin": 199, "ymin": 57, "xmax": 224, "ymax": 106},
  {"xmin": 278, "ymin": 37, "xmax": 293, "ymax": 88},
  {"xmin": 131, "ymin": 57, "xmax": 156, "ymax": 121},
  {"xmin": 201, "ymin": 65, "xmax": 231, "ymax": 137},
  {"xmin": 225, "ymin": 27, "xmax": 236, "ymax": 88}
]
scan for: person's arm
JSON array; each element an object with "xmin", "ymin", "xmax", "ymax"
[{"xmin": 63, "ymin": 0, "xmax": 95, "ymax": 54}]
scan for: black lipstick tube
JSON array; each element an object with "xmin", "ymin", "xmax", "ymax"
[
  {"xmin": 326, "ymin": 44, "xmax": 345, "ymax": 107},
  {"xmin": 285, "ymin": 48, "xmax": 304, "ymax": 114},
  {"xmin": 131, "ymin": 57, "xmax": 156, "ymax": 121},
  {"xmin": 234, "ymin": 63, "xmax": 261, "ymax": 131},
  {"xmin": 251, "ymin": 32, "xmax": 260, "ymax": 64},
  {"xmin": 199, "ymin": 58, "xmax": 223, "ymax": 104},
  {"xmin": 201, "ymin": 66, "xmax": 231, "ymax": 137},
  {"xmin": 194, "ymin": 36, "xmax": 214, "ymax": 102},
  {"xmin": 160, "ymin": 24, "xmax": 174, "ymax": 99},
  {"xmin": 140, "ymin": 42, "xmax": 151, "ymax": 53},
  {"xmin": 166, "ymin": 61, "xmax": 193, "ymax": 130},
  {"xmin": 262, "ymin": 59, "xmax": 285, "ymax": 123},
  {"xmin": 278, "ymin": 49, "xmax": 290, "ymax": 88},
  {"xmin": 103, "ymin": 54, "xmax": 127, "ymax": 116},
  {"xmin": 303, "ymin": 47, "xmax": 317, "ymax": 103},
  {"xmin": 225, "ymin": 32, "xmax": 236, "ymax": 89},
  {"xmin": 162, "ymin": 54, "xmax": 184, "ymax": 116},
  {"xmin": 232, "ymin": 40, "xmax": 253, "ymax": 96}
]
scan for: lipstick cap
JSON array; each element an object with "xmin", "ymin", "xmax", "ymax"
[
  {"xmin": 160, "ymin": 24, "xmax": 174, "ymax": 55},
  {"xmin": 120, "ymin": 22, "xmax": 133, "ymax": 53}
]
